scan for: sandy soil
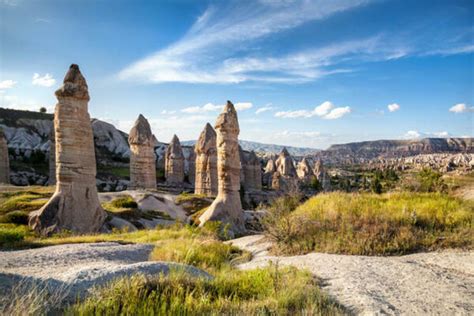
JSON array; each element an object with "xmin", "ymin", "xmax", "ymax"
[{"xmin": 228, "ymin": 235, "xmax": 474, "ymax": 315}]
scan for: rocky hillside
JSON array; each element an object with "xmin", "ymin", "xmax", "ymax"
[{"xmin": 318, "ymin": 138, "xmax": 473, "ymax": 165}]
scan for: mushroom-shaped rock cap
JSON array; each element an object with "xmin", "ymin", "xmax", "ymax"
[
  {"xmin": 215, "ymin": 100, "xmax": 239, "ymax": 133},
  {"xmin": 128, "ymin": 114, "xmax": 154, "ymax": 145},
  {"xmin": 195, "ymin": 123, "xmax": 217, "ymax": 154},
  {"xmin": 55, "ymin": 64, "xmax": 90, "ymax": 100},
  {"xmin": 167, "ymin": 134, "xmax": 184, "ymax": 158}
]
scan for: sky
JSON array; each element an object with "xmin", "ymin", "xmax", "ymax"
[{"xmin": 0, "ymin": 0, "xmax": 473, "ymax": 149}]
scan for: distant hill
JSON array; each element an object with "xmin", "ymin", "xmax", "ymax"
[
  {"xmin": 318, "ymin": 138, "xmax": 473, "ymax": 165},
  {"xmin": 182, "ymin": 139, "xmax": 320, "ymax": 156}
]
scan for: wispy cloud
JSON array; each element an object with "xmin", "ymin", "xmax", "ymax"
[
  {"xmin": 181, "ymin": 102, "xmax": 253, "ymax": 114},
  {"xmin": 32, "ymin": 73, "xmax": 56, "ymax": 87},
  {"xmin": 0, "ymin": 80, "xmax": 17, "ymax": 90},
  {"xmin": 403, "ymin": 130, "xmax": 451, "ymax": 139},
  {"xmin": 256, "ymin": 104, "xmax": 274, "ymax": 114},
  {"xmin": 118, "ymin": 0, "xmax": 373, "ymax": 84},
  {"xmin": 449, "ymin": 103, "xmax": 473, "ymax": 113},
  {"xmin": 275, "ymin": 101, "xmax": 351, "ymax": 120}
]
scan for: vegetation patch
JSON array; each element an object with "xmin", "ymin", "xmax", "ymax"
[
  {"xmin": 0, "ymin": 224, "xmax": 31, "ymax": 247},
  {"xmin": 175, "ymin": 192, "xmax": 213, "ymax": 216},
  {"xmin": 68, "ymin": 266, "xmax": 345, "ymax": 315},
  {"xmin": 264, "ymin": 192, "xmax": 473, "ymax": 256}
]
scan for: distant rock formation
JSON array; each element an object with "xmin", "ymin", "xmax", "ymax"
[
  {"xmin": 313, "ymin": 159, "xmax": 331, "ymax": 191},
  {"xmin": 165, "ymin": 134, "xmax": 185, "ymax": 185},
  {"xmin": 275, "ymin": 148, "xmax": 296, "ymax": 177},
  {"xmin": 92, "ymin": 119, "xmax": 131, "ymax": 159},
  {"xmin": 128, "ymin": 114, "xmax": 156, "ymax": 190},
  {"xmin": 48, "ymin": 128, "xmax": 56, "ymax": 185},
  {"xmin": 243, "ymin": 150, "xmax": 262, "ymax": 190},
  {"xmin": 0, "ymin": 128, "xmax": 10, "ymax": 184},
  {"xmin": 29, "ymin": 64, "xmax": 106, "ymax": 235},
  {"xmin": 187, "ymin": 148, "xmax": 196, "ymax": 185},
  {"xmin": 194, "ymin": 123, "xmax": 218, "ymax": 196},
  {"xmin": 296, "ymin": 157, "xmax": 313, "ymax": 183},
  {"xmin": 199, "ymin": 101, "xmax": 245, "ymax": 235},
  {"xmin": 263, "ymin": 158, "xmax": 276, "ymax": 187}
]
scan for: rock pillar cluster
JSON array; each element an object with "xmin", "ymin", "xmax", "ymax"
[
  {"xmin": 199, "ymin": 101, "xmax": 245, "ymax": 234},
  {"xmin": 0, "ymin": 128, "xmax": 9, "ymax": 184},
  {"xmin": 165, "ymin": 134, "xmax": 185, "ymax": 184},
  {"xmin": 128, "ymin": 114, "xmax": 157, "ymax": 190},
  {"xmin": 194, "ymin": 123, "xmax": 218, "ymax": 196},
  {"xmin": 29, "ymin": 64, "xmax": 106, "ymax": 235}
]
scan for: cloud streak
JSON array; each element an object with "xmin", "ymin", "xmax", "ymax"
[
  {"xmin": 32, "ymin": 73, "xmax": 56, "ymax": 87},
  {"xmin": 275, "ymin": 101, "xmax": 351, "ymax": 120}
]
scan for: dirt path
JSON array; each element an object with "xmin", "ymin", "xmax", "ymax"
[{"xmin": 228, "ymin": 235, "xmax": 474, "ymax": 315}]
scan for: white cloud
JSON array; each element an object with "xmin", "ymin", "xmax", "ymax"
[
  {"xmin": 32, "ymin": 73, "xmax": 56, "ymax": 87},
  {"xmin": 234, "ymin": 102, "xmax": 253, "ymax": 111},
  {"xmin": 255, "ymin": 104, "xmax": 274, "ymax": 114},
  {"xmin": 403, "ymin": 130, "xmax": 451, "ymax": 139},
  {"xmin": 0, "ymin": 80, "xmax": 17, "ymax": 90},
  {"xmin": 387, "ymin": 103, "xmax": 400, "ymax": 112},
  {"xmin": 161, "ymin": 110, "xmax": 176, "ymax": 115},
  {"xmin": 0, "ymin": 94, "xmax": 53, "ymax": 112},
  {"xmin": 449, "ymin": 103, "xmax": 473, "ymax": 113},
  {"xmin": 275, "ymin": 101, "xmax": 351, "ymax": 120},
  {"xmin": 181, "ymin": 102, "xmax": 252, "ymax": 114}
]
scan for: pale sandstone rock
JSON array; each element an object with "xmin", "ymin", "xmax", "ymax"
[
  {"xmin": 194, "ymin": 123, "xmax": 218, "ymax": 196},
  {"xmin": 296, "ymin": 157, "xmax": 313, "ymax": 182},
  {"xmin": 128, "ymin": 115, "xmax": 156, "ymax": 190},
  {"xmin": 263, "ymin": 158, "xmax": 276, "ymax": 187},
  {"xmin": 0, "ymin": 128, "xmax": 9, "ymax": 184},
  {"xmin": 275, "ymin": 148, "xmax": 296, "ymax": 177},
  {"xmin": 313, "ymin": 159, "xmax": 331, "ymax": 191},
  {"xmin": 199, "ymin": 101, "xmax": 245, "ymax": 235},
  {"xmin": 29, "ymin": 64, "xmax": 106, "ymax": 235},
  {"xmin": 165, "ymin": 134, "xmax": 185, "ymax": 184},
  {"xmin": 243, "ymin": 151, "xmax": 262, "ymax": 190}
]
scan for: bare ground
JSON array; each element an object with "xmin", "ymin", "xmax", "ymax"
[{"xmin": 228, "ymin": 235, "xmax": 474, "ymax": 315}]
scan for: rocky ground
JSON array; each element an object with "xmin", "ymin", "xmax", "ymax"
[
  {"xmin": 0, "ymin": 242, "xmax": 209, "ymax": 310},
  {"xmin": 228, "ymin": 235, "xmax": 474, "ymax": 315}
]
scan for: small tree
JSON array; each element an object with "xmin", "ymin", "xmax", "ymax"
[
  {"xmin": 417, "ymin": 168, "xmax": 446, "ymax": 192},
  {"xmin": 371, "ymin": 174, "xmax": 383, "ymax": 194},
  {"xmin": 39, "ymin": 107, "xmax": 47, "ymax": 113}
]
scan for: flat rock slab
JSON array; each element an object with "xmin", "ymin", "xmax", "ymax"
[
  {"xmin": 229, "ymin": 235, "xmax": 474, "ymax": 315},
  {"xmin": 0, "ymin": 242, "xmax": 210, "ymax": 308}
]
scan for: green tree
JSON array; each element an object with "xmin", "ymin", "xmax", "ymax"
[
  {"xmin": 39, "ymin": 107, "xmax": 47, "ymax": 113},
  {"xmin": 417, "ymin": 168, "xmax": 446, "ymax": 192}
]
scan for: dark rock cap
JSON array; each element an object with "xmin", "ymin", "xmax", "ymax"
[
  {"xmin": 55, "ymin": 64, "xmax": 90, "ymax": 100},
  {"xmin": 128, "ymin": 114, "xmax": 153, "ymax": 145}
]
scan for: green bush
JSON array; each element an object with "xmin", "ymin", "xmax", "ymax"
[
  {"xmin": 417, "ymin": 168, "xmax": 446, "ymax": 193},
  {"xmin": 0, "ymin": 224, "xmax": 29, "ymax": 247},
  {"xmin": 68, "ymin": 266, "xmax": 344, "ymax": 315},
  {"xmin": 265, "ymin": 192, "xmax": 473, "ymax": 256}
]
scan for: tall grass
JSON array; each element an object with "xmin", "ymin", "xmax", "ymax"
[
  {"xmin": 265, "ymin": 192, "xmax": 473, "ymax": 256},
  {"xmin": 68, "ymin": 266, "xmax": 345, "ymax": 315}
]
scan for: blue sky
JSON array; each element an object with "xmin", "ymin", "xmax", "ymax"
[{"xmin": 0, "ymin": 0, "xmax": 473, "ymax": 149}]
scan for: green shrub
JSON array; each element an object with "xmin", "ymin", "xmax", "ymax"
[
  {"xmin": 109, "ymin": 196, "xmax": 138, "ymax": 209},
  {"xmin": 417, "ymin": 168, "xmax": 446, "ymax": 193},
  {"xmin": 68, "ymin": 266, "xmax": 344, "ymax": 315},
  {"xmin": 265, "ymin": 192, "xmax": 473, "ymax": 256},
  {"xmin": 0, "ymin": 224, "xmax": 29, "ymax": 247}
]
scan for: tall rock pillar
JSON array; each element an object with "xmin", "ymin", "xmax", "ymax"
[
  {"xmin": 128, "ymin": 114, "xmax": 157, "ymax": 190},
  {"xmin": 194, "ymin": 123, "xmax": 218, "ymax": 196},
  {"xmin": 48, "ymin": 128, "xmax": 56, "ymax": 185},
  {"xmin": 199, "ymin": 101, "xmax": 245, "ymax": 235},
  {"xmin": 165, "ymin": 134, "xmax": 185, "ymax": 184},
  {"xmin": 29, "ymin": 64, "xmax": 106, "ymax": 235},
  {"xmin": 243, "ymin": 151, "xmax": 262, "ymax": 190}
]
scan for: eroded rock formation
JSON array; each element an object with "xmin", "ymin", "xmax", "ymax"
[
  {"xmin": 29, "ymin": 64, "xmax": 106, "ymax": 235},
  {"xmin": 165, "ymin": 134, "xmax": 185, "ymax": 184},
  {"xmin": 296, "ymin": 157, "xmax": 313, "ymax": 182},
  {"xmin": 187, "ymin": 148, "xmax": 196, "ymax": 185},
  {"xmin": 128, "ymin": 115, "xmax": 157, "ymax": 190},
  {"xmin": 194, "ymin": 123, "xmax": 218, "ymax": 196},
  {"xmin": 313, "ymin": 159, "xmax": 331, "ymax": 191},
  {"xmin": 199, "ymin": 101, "xmax": 245, "ymax": 235},
  {"xmin": 243, "ymin": 150, "xmax": 262, "ymax": 190},
  {"xmin": 275, "ymin": 148, "xmax": 296, "ymax": 177},
  {"xmin": 48, "ymin": 128, "xmax": 56, "ymax": 185},
  {"xmin": 0, "ymin": 128, "xmax": 9, "ymax": 184}
]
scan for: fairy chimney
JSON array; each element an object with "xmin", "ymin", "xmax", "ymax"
[
  {"xmin": 243, "ymin": 150, "xmax": 262, "ymax": 190},
  {"xmin": 296, "ymin": 157, "xmax": 313, "ymax": 182},
  {"xmin": 275, "ymin": 148, "xmax": 296, "ymax": 177},
  {"xmin": 48, "ymin": 128, "xmax": 56, "ymax": 185},
  {"xmin": 194, "ymin": 123, "xmax": 218, "ymax": 196},
  {"xmin": 199, "ymin": 101, "xmax": 245, "ymax": 234},
  {"xmin": 29, "ymin": 64, "xmax": 106, "ymax": 235},
  {"xmin": 187, "ymin": 147, "xmax": 196, "ymax": 186},
  {"xmin": 128, "ymin": 114, "xmax": 157, "ymax": 190},
  {"xmin": 165, "ymin": 134, "xmax": 185, "ymax": 184}
]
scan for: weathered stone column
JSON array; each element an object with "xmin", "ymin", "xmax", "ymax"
[
  {"xmin": 194, "ymin": 123, "xmax": 218, "ymax": 196},
  {"xmin": 165, "ymin": 134, "xmax": 185, "ymax": 184},
  {"xmin": 263, "ymin": 158, "xmax": 276, "ymax": 187},
  {"xmin": 128, "ymin": 114, "xmax": 157, "ymax": 190},
  {"xmin": 243, "ymin": 151, "xmax": 262, "ymax": 190},
  {"xmin": 187, "ymin": 148, "xmax": 196, "ymax": 186},
  {"xmin": 314, "ymin": 159, "xmax": 331, "ymax": 191},
  {"xmin": 0, "ymin": 128, "xmax": 9, "ymax": 184},
  {"xmin": 48, "ymin": 128, "xmax": 56, "ymax": 185},
  {"xmin": 29, "ymin": 64, "xmax": 106, "ymax": 235},
  {"xmin": 296, "ymin": 157, "xmax": 313, "ymax": 182},
  {"xmin": 199, "ymin": 101, "xmax": 245, "ymax": 235},
  {"xmin": 275, "ymin": 148, "xmax": 296, "ymax": 177}
]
